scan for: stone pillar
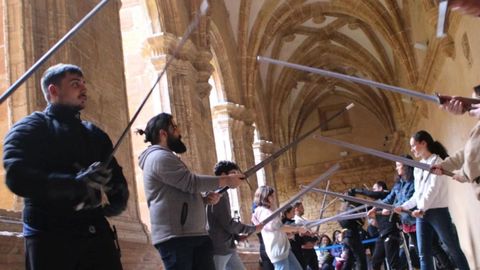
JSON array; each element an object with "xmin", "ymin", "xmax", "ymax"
[
  {"xmin": 143, "ymin": 32, "xmax": 217, "ymax": 173},
  {"xmin": 274, "ymin": 166, "xmax": 297, "ymax": 204},
  {"xmin": 0, "ymin": 1, "xmax": 163, "ymax": 269},
  {"xmin": 252, "ymin": 139, "xmax": 275, "ymax": 186}
]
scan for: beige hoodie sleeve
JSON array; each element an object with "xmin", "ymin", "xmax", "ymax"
[
  {"xmin": 441, "ymin": 123, "xmax": 480, "ymax": 182},
  {"xmin": 441, "ymin": 148, "xmax": 465, "ymax": 173}
]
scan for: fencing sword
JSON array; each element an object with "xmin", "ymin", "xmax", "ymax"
[
  {"xmin": 437, "ymin": 0, "xmax": 449, "ymax": 38},
  {"xmin": 315, "ymin": 180, "xmax": 330, "ymax": 233},
  {"xmin": 0, "ymin": 0, "xmax": 111, "ymax": 104},
  {"xmin": 104, "ymin": 0, "xmax": 209, "ymax": 167},
  {"xmin": 243, "ymin": 104, "xmax": 353, "ymax": 178},
  {"xmin": 305, "ymin": 204, "xmax": 368, "ymax": 228},
  {"xmin": 218, "ymin": 103, "xmax": 354, "ymax": 194},
  {"xmin": 259, "ymin": 163, "xmax": 340, "ymax": 225},
  {"xmin": 306, "ymin": 212, "xmax": 369, "ymax": 228},
  {"xmin": 313, "ymin": 135, "xmax": 455, "ymax": 177},
  {"xmin": 303, "ymin": 186, "xmax": 412, "ymax": 215},
  {"xmin": 400, "ymin": 229, "xmax": 414, "ymax": 270},
  {"xmin": 257, "ymin": 56, "xmax": 480, "ymax": 111}
]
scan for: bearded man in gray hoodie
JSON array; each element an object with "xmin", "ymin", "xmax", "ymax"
[{"xmin": 137, "ymin": 113, "xmax": 244, "ymax": 270}]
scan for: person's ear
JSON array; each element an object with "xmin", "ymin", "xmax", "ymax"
[{"xmin": 48, "ymin": 84, "xmax": 59, "ymax": 100}]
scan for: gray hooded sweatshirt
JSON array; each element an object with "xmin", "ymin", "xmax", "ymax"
[{"xmin": 138, "ymin": 145, "xmax": 220, "ymax": 245}]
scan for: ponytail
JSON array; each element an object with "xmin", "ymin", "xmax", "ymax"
[{"xmin": 412, "ymin": 130, "xmax": 449, "ymax": 159}]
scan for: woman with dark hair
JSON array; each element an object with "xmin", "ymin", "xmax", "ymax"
[
  {"xmin": 252, "ymin": 186, "xmax": 305, "ymax": 270},
  {"xmin": 381, "ymin": 155, "xmax": 449, "ymax": 269},
  {"xmin": 330, "ymin": 230, "xmax": 342, "ymax": 268},
  {"xmin": 317, "ymin": 235, "xmax": 334, "ymax": 270},
  {"xmin": 394, "ymin": 131, "xmax": 470, "ymax": 270}
]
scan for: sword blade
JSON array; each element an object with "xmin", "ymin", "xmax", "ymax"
[
  {"xmin": 314, "ymin": 135, "xmax": 431, "ymax": 170},
  {"xmin": 303, "ymin": 186, "xmax": 412, "ymax": 215},
  {"xmin": 313, "ymin": 135, "xmax": 455, "ymax": 177},
  {"xmin": 305, "ymin": 204, "xmax": 368, "ymax": 228},
  {"xmin": 260, "ymin": 164, "xmax": 340, "ymax": 225},
  {"xmin": 257, "ymin": 56, "xmax": 440, "ymax": 104},
  {"xmin": 307, "ymin": 212, "xmax": 369, "ymax": 228},
  {"xmin": 0, "ymin": 0, "xmax": 111, "ymax": 104},
  {"xmin": 244, "ymin": 103, "xmax": 354, "ymax": 178}
]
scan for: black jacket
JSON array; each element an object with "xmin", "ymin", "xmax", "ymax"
[
  {"xmin": 355, "ymin": 189, "xmax": 399, "ymax": 237},
  {"xmin": 3, "ymin": 104, "xmax": 129, "ymax": 232}
]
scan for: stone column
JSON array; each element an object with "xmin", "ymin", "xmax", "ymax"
[
  {"xmin": 1, "ymin": 1, "xmax": 162, "ymax": 269},
  {"xmin": 143, "ymin": 32, "xmax": 217, "ymax": 173},
  {"xmin": 252, "ymin": 139, "xmax": 275, "ymax": 186}
]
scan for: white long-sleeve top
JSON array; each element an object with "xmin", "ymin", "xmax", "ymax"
[
  {"xmin": 252, "ymin": 206, "xmax": 290, "ymax": 263},
  {"xmin": 401, "ymin": 154, "xmax": 449, "ymax": 211}
]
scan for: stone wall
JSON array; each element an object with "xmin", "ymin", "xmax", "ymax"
[{"xmin": 0, "ymin": 1, "xmax": 161, "ymax": 268}]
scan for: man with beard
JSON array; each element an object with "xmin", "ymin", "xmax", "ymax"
[{"xmin": 137, "ymin": 113, "xmax": 244, "ymax": 270}]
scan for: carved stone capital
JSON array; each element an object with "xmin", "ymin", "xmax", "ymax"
[
  {"xmin": 253, "ymin": 140, "xmax": 275, "ymax": 155},
  {"xmin": 142, "ymin": 32, "xmax": 198, "ymax": 62},
  {"xmin": 438, "ymin": 34, "xmax": 455, "ymax": 59},
  {"xmin": 211, "ymin": 102, "xmax": 255, "ymax": 125}
]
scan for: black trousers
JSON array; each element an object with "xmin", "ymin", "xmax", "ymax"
[
  {"xmin": 343, "ymin": 231, "xmax": 367, "ymax": 270},
  {"xmin": 302, "ymin": 248, "xmax": 319, "ymax": 270},
  {"xmin": 155, "ymin": 235, "xmax": 215, "ymax": 270},
  {"xmin": 371, "ymin": 233, "xmax": 401, "ymax": 270},
  {"xmin": 25, "ymin": 226, "xmax": 122, "ymax": 270}
]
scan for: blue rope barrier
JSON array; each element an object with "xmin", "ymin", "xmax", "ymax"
[{"xmin": 315, "ymin": 238, "xmax": 378, "ymax": 251}]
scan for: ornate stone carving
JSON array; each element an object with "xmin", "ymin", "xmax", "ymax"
[{"xmin": 462, "ymin": 32, "xmax": 473, "ymax": 68}]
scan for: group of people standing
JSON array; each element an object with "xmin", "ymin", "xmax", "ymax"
[{"xmin": 2, "ymin": 3, "xmax": 480, "ymax": 266}]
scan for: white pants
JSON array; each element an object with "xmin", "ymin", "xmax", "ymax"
[{"xmin": 213, "ymin": 251, "xmax": 246, "ymax": 270}]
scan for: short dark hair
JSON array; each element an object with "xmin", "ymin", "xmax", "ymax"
[
  {"xmin": 41, "ymin": 64, "xmax": 83, "ymax": 103},
  {"xmin": 474, "ymin": 85, "xmax": 480, "ymax": 97},
  {"xmin": 214, "ymin": 160, "xmax": 240, "ymax": 176},
  {"xmin": 137, "ymin": 113, "xmax": 173, "ymax": 145},
  {"xmin": 375, "ymin": 181, "xmax": 387, "ymax": 190}
]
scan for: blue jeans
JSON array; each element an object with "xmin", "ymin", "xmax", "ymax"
[
  {"xmin": 416, "ymin": 208, "xmax": 470, "ymax": 270},
  {"xmin": 155, "ymin": 236, "xmax": 215, "ymax": 270},
  {"xmin": 213, "ymin": 251, "xmax": 246, "ymax": 270},
  {"xmin": 273, "ymin": 250, "xmax": 303, "ymax": 270}
]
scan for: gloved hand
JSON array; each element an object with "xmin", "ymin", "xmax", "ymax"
[
  {"xmin": 75, "ymin": 186, "xmax": 103, "ymax": 211},
  {"xmin": 75, "ymin": 162, "xmax": 112, "ymax": 191},
  {"xmin": 348, "ymin": 188, "xmax": 356, "ymax": 196}
]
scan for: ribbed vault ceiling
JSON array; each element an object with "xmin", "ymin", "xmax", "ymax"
[{"xmin": 223, "ymin": 0, "xmax": 435, "ymax": 148}]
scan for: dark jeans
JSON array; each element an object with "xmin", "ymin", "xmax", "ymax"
[
  {"xmin": 417, "ymin": 208, "xmax": 470, "ymax": 270},
  {"xmin": 25, "ymin": 225, "xmax": 122, "ymax": 270},
  {"xmin": 155, "ymin": 235, "xmax": 215, "ymax": 270},
  {"xmin": 371, "ymin": 233, "xmax": 401, "ymax": 270},
  {"xmin": 407, "ymin": 230, "xmax": 454, "ymax": 269},
  {"xmin": 302, "ymin": 248, "xmax": 319, "ymax": 270}
]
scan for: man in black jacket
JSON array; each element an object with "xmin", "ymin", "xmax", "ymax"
[{"xmin": 3, "ymin": 64, "xmax": 129, "ymax": 270}]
